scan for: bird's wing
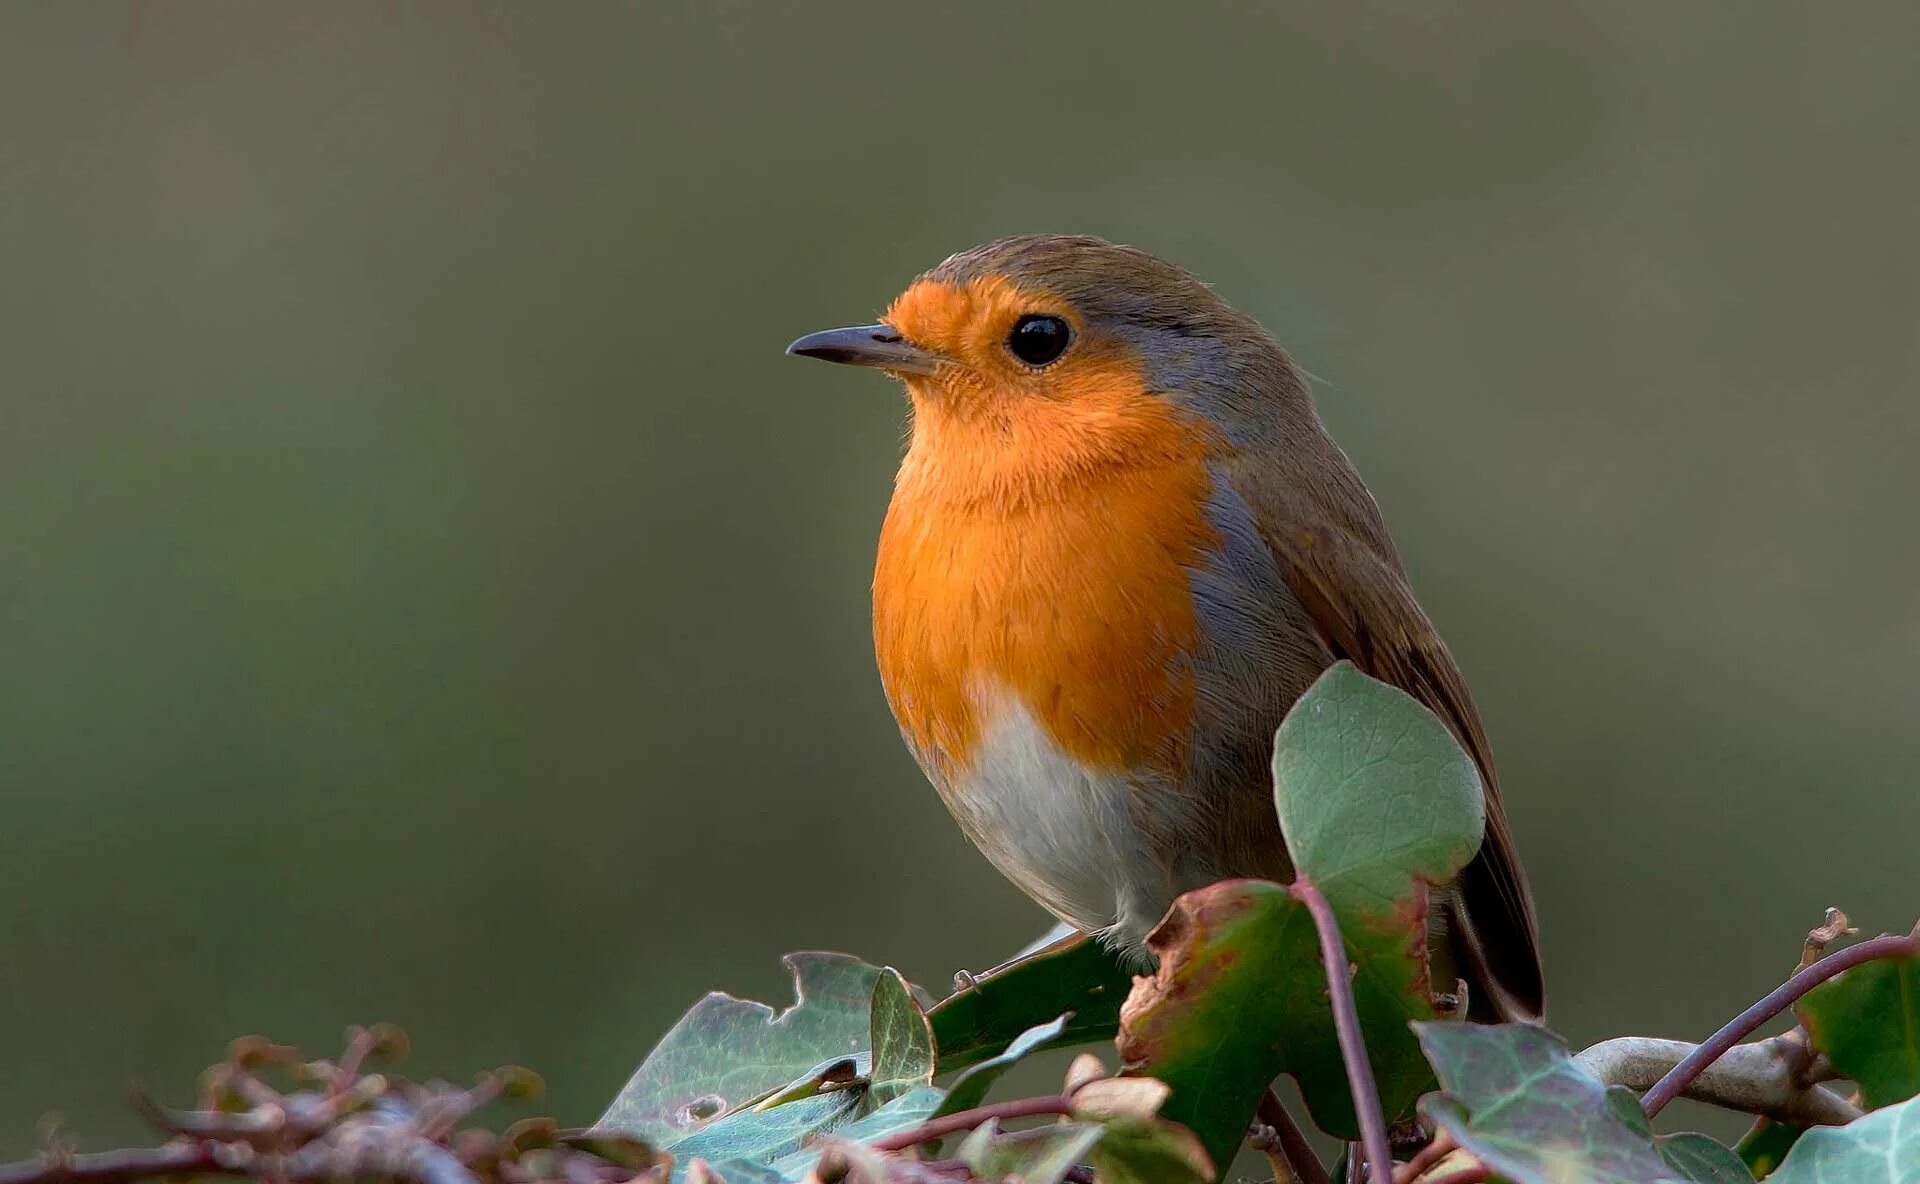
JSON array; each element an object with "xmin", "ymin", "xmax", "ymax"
[{"xmin": 1234, "ymin": 465, "xmax": 1546, "ymax": 1023}]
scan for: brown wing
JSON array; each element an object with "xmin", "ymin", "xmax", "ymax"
[{"xmin": 1237, "ymin": 462, "xmax": 1546, "ymax": 1023}]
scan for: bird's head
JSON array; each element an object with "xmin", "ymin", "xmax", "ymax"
[{"xmin": 787, "ymin": 236, "xmax": 1314, "ymax": 469}]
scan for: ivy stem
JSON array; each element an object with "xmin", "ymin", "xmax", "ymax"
[
  {"xmin": 1641, "ymin": 922, "xmax": 1920, "ymax": 1118},
  {"xmin": 865, "ymin": 1095, "xmax": 1075, "ymax": 1153},
  {"xmin": 1290, "ymin": 875, "xmax": 1394, "ymax": 1183},
  {"xmin": 1391, "ymin": 1133, "xmax": 1457, "ymax": 1184},
  {"xmin": 1257, "ymin": 1088, "xmax": 1331, "ymax": 1184},
  {"xmin": 0, "ymin": 1146, "xmax": 225, "ymax": 1184}
]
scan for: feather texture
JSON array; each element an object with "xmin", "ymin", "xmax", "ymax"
[{"xmin": 848, "ymin": 235, "xmax": 1544, "ymax": 1022}]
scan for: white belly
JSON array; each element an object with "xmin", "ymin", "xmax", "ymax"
[{"xmin": 936, "ymin": 687, "xmax": 1188, "ymax": 948}]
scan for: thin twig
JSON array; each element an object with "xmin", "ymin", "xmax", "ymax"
[
  {"xmin": 0, "ymin": 1030, "xmax": 643, "ymax": 1184},
  {"xmin": 1290, "ymin": 875, "xmax": 1394, "ymax": 1184},
  {"xmin": 1641, "ymin": 923, "xmax": 1920, "ymax": 1118},
  {"xmin": 865, "ymin": 1095, "xmax": 1076, "ymax": 1153},
  {"xmin": 413, "ymin": 1075, "xmax": 506, "ymax": 1142},
  {"xmin": 870, "ymin": 1161, "xmax": 979, "ymax": 1184},
  {"xmin": 1257, "ymin": 1088, "xmax": 1331, "ymax": 1184},
  {"xmin": 1798, "ymin": 909, "xmax": 1856, "ymax": 974},
  {"xmin": 0, "ymin": 1138, "xmax": 483, "ymax": 1184},
  {"xmin": 0, "ymin": 1146, "xmax": 228, "ymax": 1184},
  {"xmin": 334, "ymin": 1027, "xmax": 382, "ymax": 1089},
  {"xmin": 1391, "ymin": 1133, "xmax": 1456, "ymax": 1184}
]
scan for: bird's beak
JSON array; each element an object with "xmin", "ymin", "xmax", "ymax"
[{"xmin": 785, "ymin": 324, "xmax": 943, "ymax": 376}]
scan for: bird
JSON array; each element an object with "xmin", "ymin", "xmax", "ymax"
[{"xmin": 786, "ymin": 235, "xmax": 1543, "ymax": 1023}]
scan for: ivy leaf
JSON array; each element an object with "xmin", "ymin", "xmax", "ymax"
[
  {"xmin": 1269, "ymin": 663, "xmax": 1486, "ymax": 913},
  {"xmin": 1606, "ymin": 1087, "xmax": 1755, "ymax": 1183},
  {"xmin": 826, "ymin": 1084, "xmax": 947, "ymax": 1143},
  {"xmin": 1267, "ymin": 661, "xmax": 1484, "ymax": 1127},
  {"xmin": 596, "ymin": 952, "xmax": 885, "ymax": 1145},
  {"xmin": 1415, "ymin": 1022, "xmax": 1686, "ymax": 1184},
  {"xmin": 1086, "ymin": 1117, "xmax": 1214, "ymax": 1184},
  {"xmin": 958, "ymin": 1120, "xmax": 1105, "ymax": 1184},
  {"xmin": 1735, "ymin": 1118, "xmax": 1802, "ymax": 1179},
  {"xmin": 665, "ymin": 1092, "xmax": 861, "ymax": 1171},
  {"xmin": 1799, "ymin": 948, "xmax": 1920, "ymax": 1110},
  {"xmin": 1765, "ymin": 1092, "xmax": 1920, "ymax": 1183},
  {"xmin": 678, "ymin": 1157, "xmax": 786, "ymax": 1184},
  {"xmin": 556, "ymin": 1131, "xmax": 664, "ymax": 1172},
  {"xmin": 929, "ymin": 934, "xmax": 1135, "ymax": 1074},
  {"xmin": 1115, "ymin": 878, "xmax": 1312, "ymax": 1168},
  {"xmin": 767, "ymin": 1086, "xmax": 947, "ymax": 1180},
  {"xmin": 1117, "ymin": 662, "xmax": 1484, "ymax": 1164},
  {"xmin": 668, "ymin": 1082, "xmax": 947, "ymax": 1181},
  {"xmin": 868, "ymin": 968, "xmax": 935, "ymax": 1104},
  {"xmin": 747, "ymin": 1053, "xmax": 868, "ymax": 1110},
  {"xmin": 1072, "ymin": 1077, "xmax": 1172, "ymax": 1123},
  {"xmin": 934, "ymin": 1014, "xmax": 1071, "ymax": 1119},
  {"xmin": 1660, "ymin": 1132, "xmax": 1761, "ymax": 1184}
]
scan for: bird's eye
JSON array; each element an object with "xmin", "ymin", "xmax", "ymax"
[{"xmin": 1007, "ymin": 314, "xmax": 1071, "ymax": 367}]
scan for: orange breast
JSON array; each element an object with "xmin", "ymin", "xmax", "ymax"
[{"xmin": 872, "ymin": 378, "xmax": 1221, "ymax": 779}]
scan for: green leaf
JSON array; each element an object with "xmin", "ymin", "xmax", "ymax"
[
  {"xmin": 934, "ymin": 1014, "xmax": 1071, "ymax": 1119},
  {"xmin": 1271, "ymin": 663, "xmax": 1486, "ymax": 908},
  {"xmin": 1086, "ymin": 1117, "xmax": 1214, "ymax": 1184},
  {"xmin": 768, "ymin": 1086, "xmax": 946, "ymax": 1179},
  {"xmin": 667, "ymin": 1078, "xmax": 944, "ymax": 1181},
  {"xmin": 556, "ymin": 1131, "xmax": 665, "ymax": 1172},
  {"xmin": 1117, "ymin": 662, "xmax": 1484, "ymax": 1162},
  {"xmin": 1736, "ymin": 1118, "xmax": 1803, "ymax": 1179},
  {"xmin": 797, "ymin": 1138, "xmax": 892, "ymax": 1184},
  {"xmin": 1071, "ymin": 1077, "xmax": 1172, "ymax": 1123},
  {"xmin": 748, "ymin": 1053, "xmax": 868, "ymax": 1110},
  {"xmin": 828, "ymin": 1084, "xmax": 947, "ymax": 1143},
  {"xmin": 1270, "ymin": 663, "xmax": 1486, "ymax": 1129},
  {"xmin": 869, "ymin": 967, "xmax": 935, "ymax": 1104},
  {"xmin": 1660, "ymin": 1132, "xmax": 1759, "ymax": 1184},
  {"xmin": 1765, "ymin": 1092, "xmax": 1920, "ymax": 1183},
  {"xmin": 596, "ymin": 952, "xmax": 885, "ymax": 1145},
  {"xmin": 929, "ymin": 934, "xmax": 1135, "ymax": 1074},
  {"xmin": 1605, "ymin": 1089, "xmax": 1755, "ymax": 1183},
  {"xmin": 1115, "ymin": 879, "xmax": 1315, "ymax": 1167},
  {"xmin": 652, "ymin": 973, "xmax": 944, "ymax": 1181},
  {"xmin": 1800, "ymin": 949, "xmax": 1920, "ymax": 1110},
  {"xmin": 677, "ymin": 1157, "xmax": 787, "ymax": 1184},
  {"xmin": 1415, "ymin": 1022, "xmax": 1685, "ymax": 1184},
  {"xmin": 958, "ymin": 1119, "xmax": 1105, "ymax": 1184},
  {"xmin": 667, "ymin": 1091, "xmax": 862, "ymax": 1170}
]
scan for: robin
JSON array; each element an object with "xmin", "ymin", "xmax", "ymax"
[{"xmin": 787, "ymin": 235, "xmax": 1543, "ymax": 1022}]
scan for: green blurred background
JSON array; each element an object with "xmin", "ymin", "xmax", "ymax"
[{"xmin": 2, "ymin": 0, "xmax": 1917, "ymax": 1157}]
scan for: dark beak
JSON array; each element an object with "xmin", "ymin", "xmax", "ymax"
[{"xmin": 785, "ymin": 324, "xmax": 942, "ymax": 376}]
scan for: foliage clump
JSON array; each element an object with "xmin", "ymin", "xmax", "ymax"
[{"xmin": 4, "ymin": 666, "xmax": 1915, "ymax": 1183}]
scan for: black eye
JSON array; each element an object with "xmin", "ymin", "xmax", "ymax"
[{"xmin": 1007, "ymin": 314, "xmax": 1071, "ymax": 366}]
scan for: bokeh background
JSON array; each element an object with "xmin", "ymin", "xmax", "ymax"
[{"xmin": 3, "ymin": 0, "xmax": 1917, "ymax": 1160}]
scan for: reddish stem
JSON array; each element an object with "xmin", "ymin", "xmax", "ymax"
[
  {"xmin": 1641, "ymin": 924, "xmax": 1920, "ymax": 1117},
  {"xmin": 865, "ymin": 1095, "xmax": 1076, "ymax": 1153},
  {"xmin": 1392, "ymin": 1133, "xmax": 1457, "ymax": 1184},
  {"xmin": 1290, "ymin": 875, "xmax": 1394, "ymax": 1183},
  {"xmin": 0, "ymin": 1147, "xmax": 223, "ymax": 1184},
  {"xmin": 1258, "ymin": 1088, "xmax": 1331, "ymax": 1184}
]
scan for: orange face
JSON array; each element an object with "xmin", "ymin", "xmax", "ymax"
[
  {"xmin": 884, "ymin": 275, "xmax": 1143, "ymax": 415},
  {"xmin": 866, "ymin": 272, "xmax": 1225, "ymax": 777},
  {"xmin": 886, "ymin": 275, "xmax": 1077, "ymax": 390},
  {"xmin": 786, "ymin": 250, "xmax": 1238, "ymax": 777},
  {"xmin": 877, "ymin": 275, "xmax": 1214, "ymax": 494}
]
